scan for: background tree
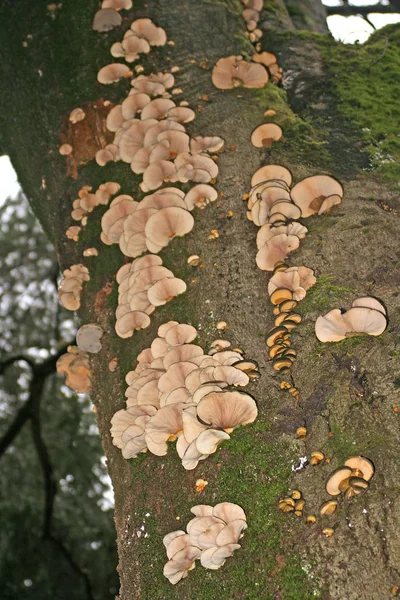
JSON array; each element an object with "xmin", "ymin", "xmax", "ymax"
[
  {"xmin": 0, "ymin": 1, "xmax": 399, "ymax": 599},
  {"xmin": 0, "ymin": 193, "xmax": 119, "ymax": 600}
]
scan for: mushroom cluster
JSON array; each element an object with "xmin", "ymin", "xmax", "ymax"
[
  {"xmin": 247, "ymin": 166, "xmax": 344, "ymax": 271},
  {"xmin": 325, "ymin": 456, "xmax": 375, "ymax": 501},
  {"xmin": 101, "ymin": 185, "xmax": 218, "ymax": 255},
  {"xmin": 56, "ymin": 346, "xmax": 91, "ymax": 393},
  {"xmin": 212, "ymin": 55, "xmax": 269, "ymax": 90},
  {"xmin": 163, "ymin": 502, "xmax": 247, "ymax": 584},
  {"xmin": 97, "ymin": 69, "xmax": 222, "ymax": 191},
  {"xmin": 110, "ymin": 18, "xmax": 167, "ymax": 63},
  {"xmin": 58, "ymin": 264, "xmax": 90, "ymax": 311},
  {"xmin": 279, "ymin": 489, "xmax": 305, "ymax": 517},
  {"xmin": 115, "ymin": 256, "xmax": 187, "ymax": 338},
  {"xmin": 245, "ymin": 161, "xmax": 343, "ymax": 375},
  {"xmin": 110, "ymin": 322, "xmax": 258, "ymax": 468},
  {"xmin": 241, "ymin": 0, "xmax": 263, "ymax": 42},
  {"xmin": 266, "ymin": 264, "xmax": 316, "ymax": 373},
  {"xmin": 315, "ymin": 297, "xmax": 388, "ymax": 342},
  {"xmin": 71, "ymin": 181, "xmax": 121, "ymax": 227}
]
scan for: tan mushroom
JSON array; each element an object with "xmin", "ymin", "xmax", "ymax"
[
  {"xmin": 144, "ymin": 207, "xmax": 194, "ymax": 251},
  {"xmin": 344, "ymin": 456, "xmax": 375, "ymax": 481},
  {"xmin": 66, "ymin": 225, "xmax": 81, "ymax": 241},
  {"xmin": 196, "ymin": 391, "xmax": 257, "ymax": 431},
  {"xmin": 59, "ymin": 143, "xmax": 72, "ymax": 155},
  {"xmin": 111, "ymin": 34, "xmax": 151, "ymax": 62},
  {"xmin": 69, "ymin": 107, "xmax": 86, "ymax": 123},
  {"xmin": 147, "ymin": 278, "xmax": 187, "ymax": 306},
  {"xmin": 184, "ymin": 184, "xmax": 218, "ymax": 210},
  {"xmin": 252, "ymin": 51, "xmax": 277, "ymax": 68},
  {"xmin": 97, "ymin": 63, "xmax": 132, "ymax": 84},
  {"xmin": 102, "ymin": 0, "xmax": 133, "ymax": 9},
  {"xmin": 56, "ymin": 346, "xmax": 91, "ymax": 393},
  {"xmin": 115, "ymin": 311, "xmax": 151, "ymax": 338},
  {"xmin": 163, "ymin": 546, "xmax": 201, "ymax": 585},
  {"xmin": 256, "ymin": 234, "xmax": 300, "ymax": 271},
  {"xmin": 290, "ymin": 175, "xmax": 343, "ymax": 217},
  {"xmin": 251, "ymin": 123, "xmax": 283, "ymax": 148},
  {"xmin": 129, "ymin": 18, "xmax": 167, "ymax": 46},
  {"xmin": 251, "ymin": 164, "xmax": 293, "ymax": 187}
]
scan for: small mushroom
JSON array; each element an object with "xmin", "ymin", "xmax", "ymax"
[
  {"xmin": 251, "ymin": 123, "xmax": 283, "ymax": 148},
  {"xmin": 212, "ymin": 55, "xmax": 269, "ymax": 90},
  {"xmin": 97, "ymin": 63, "xmax": 132, "ymax": 84},
  {"xmin": 92, "ymin": 8, "xmax": 122, "ymax": 32},
  {"xmin": 319, "ymin": 500, "xmax": 338, "ymax": 516},
  {"xmin": 344, "ymin": 456, "xmax": 375, "ymax": 481}
]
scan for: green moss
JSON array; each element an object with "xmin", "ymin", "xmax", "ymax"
[
  {"xmin": 203, "ymin": 0, "xmax": 243, "ymax": 15},
  {"xmin": 248, "ymin": 85, "xmax": 330, "ymax": 170},
  {"xmin": 393, "ymin": 377, "xmax": 400, "ymax": 388},
  {"xmin": 299, "ymin": 275, "xmax": 352, "ymax": 314},
  {"xmin": 126, "ymin": 421, "xmax": 322, "ymax": 599},
  {"xmin": 326, "ymin": 422, "xmax": 389, "ymax": 465},
  {"xmin": 320, "ymin": 25, "xmax": 400, "ymax": 182}
]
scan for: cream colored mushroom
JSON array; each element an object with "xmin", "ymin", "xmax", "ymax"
[
  {"xmin": 184, "ymin": 184, "xmax": 218, "ymax": 210},
  {"xmin": 59, "ymin": 144, "xmax": 72, "ymax": 155},
  {"xmin": 115, "ymin": 311, "xmax": 151, "ymax": 338},
  {"xmin": 315, "ymin": 305, "xmax": 387, "ymax": 342},
  {"xmin": 251, "ymin": 164, "xmax": 293, "ymax": 187},
  {"xmin": 147, "ymin": 278, "xmax": 187, "ymax": 306},
  {"xmin": 102, "ymin": 0, "xmax": 133, "ymax": 10}
]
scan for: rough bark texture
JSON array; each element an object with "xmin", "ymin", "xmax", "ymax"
[{"xmin": 0, "ymin": 1, "xmax": 399, "ymax": 599}]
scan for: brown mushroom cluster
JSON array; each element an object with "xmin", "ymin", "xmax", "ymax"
[
  {"xmin": 58, "ymin": 264, "xmax": 90, "ymax": 311},
  {"xmin": 56, "ymin": 346, "xmax": 91, "ymax": 393},
  {"xmin": 115, "ymin": 256, "xmax": 187, "ymax": 338},
  {"xmin": 326, "ymin": 456, "xmax": 375, "ymax": 501},
  {"xmin": 315, "ymin": 297, "xmax": 388, "ymax": 342},
  {"xmin": 241, "ymin": 0, "xmax": 263, "ymax": 42},
  {"xmin": 163, "ymin": 502, "xmax": 247, "ymax": 584},
  {"xmin": 265, "ymin": 264, "xmax": 316, "ymax": 373},
  {"xmin": 101, "ymin": 184, "xmax": 219, "ymax": 255},
  {"xmin": 98, "ymin": 70, "xmax": 222, "ymax": 191},
  {"xmin": 279, "ymin": 489, "xmax": 305, "ymax": 517},
  {"xmin": 110, "ymin": 322, "xmax": 258, "ymax": 467}
]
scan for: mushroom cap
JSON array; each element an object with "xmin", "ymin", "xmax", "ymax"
[
  {"xmin": 115, "ymin": 311, "xmax": 151, "ymax": 338},
  {"xmin": 190, "ymin": 136, "xmax": 224, "ymax": 153},
  {"xmin": 102, "ymin": 0, "xmax": 133, "ymax": 9},
  {"xmin": 345, "ymin": 305, "xmax": 388, "ymax": 336},
  {"xmin": 168, "ymin": 107, "xmax": 196, "ymax": 123},
  {"xmin": 315, "ymin": 309, "xmax": 349, "ymax": 342},
  {"xmin": 256, "ymin": 234, "xmax": 300, "ymax": 271},
  {"xmin": 251, "ymin": 123, "xmax": 283, "ymax": 148},
  {"xmin": 147, "ymin": 277, "xmax": 187, "ymax": 306},
  {"xmin": 352, "ymin": 296, "xmax": 386, "ymax": 316},
  {"xmin": 195, "ymin": 429, "xmax": 231, "ymax": 455},
  {"xmin": 184, "ymin": 184, "xmax": 218, "ymax": 210},
  {"xmin": 130, "ymin": 18, "xmax": 167, "ymax": 46},
  {"xmin": 76, "ymin": 324, "xmax": 104, "ymax": 353},
  {"xmin": 163, "ymin": 546, "xmax": 201, "ymax": 584},
  {"xmin": 92, "ymin": 8, "xmax": 122, "ymax": 31},
  {"xmin": 121, "ymin": 93, "xmax": 152, "ymax": 119},
  {"xmin": 200, "ymin": 544, "xmax": 241, "ymax": 570},
  {"xmin": 142, "ymin": 160, "xmax": 178, "ymax": 191},
  {"xmin": 144, "ymin": 207, "xmax": 194, "ymax": 250},
  {"xmin": 196, "ymin": 391, "xmax": 257, "ymax": 429},
  {"xmin": 325, "ymin": 466, "xmax": 353, "ymax": 496},
  {"xmin": 319, "ymin": 500, "xmax": 338, "ymax": 515},
  {"xmin": 97, "ymin": 63, "xmax": 132, "ymax": 84},
  {"xmin": 251, "ymin": 164, "xmax": 292, "ymax": 187},
  {"xmin": 252, "ymin": 51, "xmax": 277, "ymax": 67},
  {"xmin": 164, "ymin": 323, "xmax": 198, "ymax": 346},
  {"xmin": 344, "ymin": 456, "xmax": 375, "ymax": 481},
  {"xmin": 141, "ymin": 98, "xmax": 176, "ymax": 120},
  {"xmin": 290, "ymin": 175, "xmax": 343, "ymax": 218}
]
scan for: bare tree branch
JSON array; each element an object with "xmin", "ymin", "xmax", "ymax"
[{"xmin": 0, "ymin": 342, "xmax": 72, "ymax": 457}]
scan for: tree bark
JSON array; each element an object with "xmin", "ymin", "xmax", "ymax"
[{"xmin": 0, "ymin": 1, "xmax": 399, "ymax": 599}]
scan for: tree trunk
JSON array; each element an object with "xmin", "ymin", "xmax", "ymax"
[{"xmin": 1, "ymin": 1, "xmax": 399, "ymax": 599}]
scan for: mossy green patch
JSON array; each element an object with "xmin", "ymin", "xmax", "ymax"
[
  {"xmin": 320, "ymin": 24, "xmax": 400, "ymax": 182},
  {"xmin": 299, "ymin": 275, "xmax": 352, "ymax": 314}
]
